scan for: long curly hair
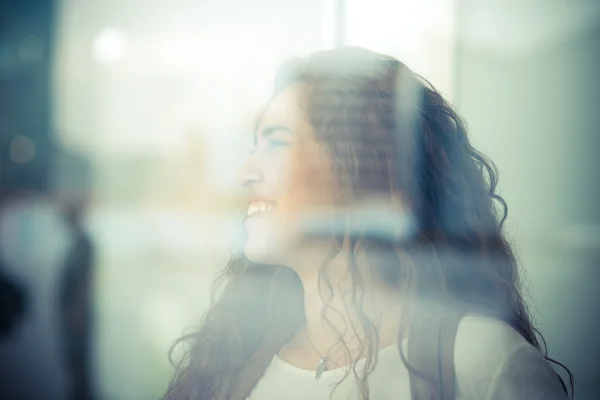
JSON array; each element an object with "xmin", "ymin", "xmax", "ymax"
[{"xmin": 163, "ymin": 47, "xmax": 572, "ymax": 400}]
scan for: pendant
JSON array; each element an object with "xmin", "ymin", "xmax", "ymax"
[{"xmin": 315, "ymin": 357, "xmax": 327, "ymax": 380}]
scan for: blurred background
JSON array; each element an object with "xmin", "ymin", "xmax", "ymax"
[{"xmin": 0, "ymin": 0, "xmax": 598, "ymax": 399}]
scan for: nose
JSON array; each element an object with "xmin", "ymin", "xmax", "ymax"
[{"xmin": 238, "ymin": 155, "xmax": 264, "ymax": 188}]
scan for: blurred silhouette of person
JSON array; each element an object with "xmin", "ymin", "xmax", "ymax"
[
  {"xmin": 54, "ymin": 147, "xmax": 96, "ymax": 400},
  {"xmin": 0, "ymin": 142, "xmax": 95, "ymax": 400},
  {"xmin": 0, "ymin": 260, "xmax": 27, "ymax": 337},
  {"xmin": 60, "ymin": 212, "xmax": 94, "ymax": 400},
  {"xmin": 0, "ymin": 190, "xmax": 73, "ymax": 399}
]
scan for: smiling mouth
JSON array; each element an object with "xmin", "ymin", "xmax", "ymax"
[{"xmin": 247, "ymin": 201, "xmax": 276, "ymax": 218}]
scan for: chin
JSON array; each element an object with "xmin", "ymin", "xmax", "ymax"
[
  {"xmin": 243, "ymin": 238, "xmax": 290, "ymax": 265},
  {"xmin": 244, "ymin": 240, "xmax": 275, "ymax": 264}
]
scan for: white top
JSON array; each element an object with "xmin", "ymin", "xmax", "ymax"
[{"xmin": 248, "ymin": 315, "xmax": 568, "ymax": 400}]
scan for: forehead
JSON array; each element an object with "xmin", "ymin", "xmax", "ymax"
[{"xmin": 257, "ymin": 84, "xmax": 311, "ymax": 134}]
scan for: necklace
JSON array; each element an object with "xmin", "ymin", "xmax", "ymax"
[
  {"xmin": 303, "ymin": 300, "xmax": 400, "ymax": 380},
  {"xmin": 304, "ymin": 329, "xmax": 329, "ymax": 379}
]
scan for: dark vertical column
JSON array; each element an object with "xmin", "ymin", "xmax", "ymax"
[
  {"xmin": 0, "ymin": 0, "xmax": 56, "ymax": 196},
  {"xmin": 334, "ymin": 0, "xmax": 347, "ymax": 48},
  {"xmin": 452, "ymin": 0, "xmax": 463, "ymax": 109}
]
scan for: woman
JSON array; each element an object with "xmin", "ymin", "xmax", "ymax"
[{"xmin": 164, "ymin": 47, "xmax": 572, "ymax": 400}]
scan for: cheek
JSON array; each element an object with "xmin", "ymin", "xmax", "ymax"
[{"xmin": 277, "ymin": 146, "xmax": 337, "ymax": 223}]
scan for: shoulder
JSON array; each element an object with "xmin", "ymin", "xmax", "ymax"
[
  {"xmin": 454, "ymin": 315, "xmax": 567, "ymax": 400},
  {"xmin": 455, "ymin": 315, "xmax": 525, "ymax": 360}
]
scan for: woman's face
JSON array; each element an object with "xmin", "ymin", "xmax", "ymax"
[{"xmin": 238, "ymin": 84, "xmax": 337, "ymax": 265}]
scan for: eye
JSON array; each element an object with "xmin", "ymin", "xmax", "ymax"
[{"xmin": 267, "ymin": 139, "xmax": 290, "ymax": 152}]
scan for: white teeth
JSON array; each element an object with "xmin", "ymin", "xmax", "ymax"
[{"xmin": 247, "ymin": 202, "xmax": 275, "ymax": 217}]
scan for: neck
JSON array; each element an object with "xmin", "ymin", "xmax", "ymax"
[{"xmin": 285, "ymin": 242, "xmax": 403, "ymax": 367}]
